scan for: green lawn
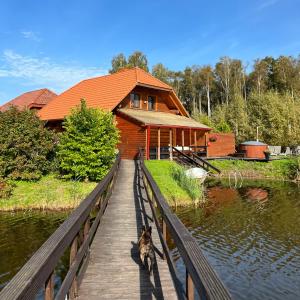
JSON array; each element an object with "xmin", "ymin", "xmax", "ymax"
[
  {"xmin": 0, "ymin": 175, "xmax": 97, "ymax": 211},
  {"xmin": 210, "ymin": 157, "xmax": 300, "ymax": 180},
  {"xmin": 144, "ymin": 160, "xmax": 197, "ymax": 206}
]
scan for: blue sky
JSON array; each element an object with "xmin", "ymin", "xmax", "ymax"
[{"xmin": 0, "ymin": 0, "xmax": 300, "ymax": 104}]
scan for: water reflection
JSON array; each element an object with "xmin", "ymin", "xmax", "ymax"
[
  {"xmin": 0, "ymin": 211, "xmax": 69, "ymax": 293},
  {"xmin": 173, "ymin": 179, "xmax": 300, "ymax": 300}
]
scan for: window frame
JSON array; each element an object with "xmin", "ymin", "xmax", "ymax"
[
  {"xmin": 147, "ymin": 95, "xmax": 156, "ymax": 111},
  {"xmin": 130, "ymin": 93, "xmax": 141, "ymax": 109}
]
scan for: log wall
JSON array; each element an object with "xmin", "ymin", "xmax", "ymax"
[
  {"xmin": 207, "ymin": 133, "xmax": 235, "ymax": 157},
  {"xmin": 115, "ymin": 113, "xmax": 146, "ymax": 159}
]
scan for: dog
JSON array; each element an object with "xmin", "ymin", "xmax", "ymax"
[{"xmin": 138, "ymin": 225, "xmax": 155, "ymax": 274}]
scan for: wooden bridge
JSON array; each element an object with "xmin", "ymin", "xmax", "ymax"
[{"xmin": 0, "ymin": 153, "xmax": 231, "ymax": 300}]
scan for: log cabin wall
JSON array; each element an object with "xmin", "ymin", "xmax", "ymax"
[
  {"xmin": 119, "ymin": 86, "xmax": 179, "ymax": 113},
  {"xmin": 207, "ymin": 133, "xmax": 235, "ymax": 157},
  {"xmin": 115, "ymin": 113, "xmax": 146, "ymax": 159}
]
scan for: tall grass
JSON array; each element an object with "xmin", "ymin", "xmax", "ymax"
[{"xmin": 170, "ymin": 164, "xmax": 202, "ymax": 204}]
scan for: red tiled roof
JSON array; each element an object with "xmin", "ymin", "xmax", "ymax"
[
  {"xmin": 0, "ymin": 88, "xmax": 57, "ymax": 112},
  {"xmin": 38, "ymin": 67, "xmax": 188, "ymax": 120}
]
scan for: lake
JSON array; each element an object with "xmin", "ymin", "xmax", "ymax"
[
  {"xmin": 173, "ymin": 179, "xmax": 300, "ymax": 299},
  {"xmin": 1, "ymin": 180, "xmax": 300, "ymax": 299},
  {"xmin": 0, "ymin": 211, "xmax": 69, "ymax": 295}
]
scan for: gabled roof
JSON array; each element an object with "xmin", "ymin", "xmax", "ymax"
[
  {"xmin": 0, "ymin": 88, "xmax": 57, "ymax": 112},
  {"xmin": 38, "ymin": 67, "xmax": 188, "ymax": 120},
  {"xmin": 118, "ymin": 109, "xmax": 210, "ymax": 130}
]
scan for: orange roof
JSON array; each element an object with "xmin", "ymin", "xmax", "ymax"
[
  {"xmin": 38, "ymin": 67, "xmax": 188, "ymax": 120},
  {"xmin": 0, "ymin": 88, "xmax": 57, "ymax": 112}
]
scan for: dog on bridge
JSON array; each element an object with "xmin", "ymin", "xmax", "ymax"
[{"xmin": 138, "ymin": 226, "xmax": 155, "ymax": 274}]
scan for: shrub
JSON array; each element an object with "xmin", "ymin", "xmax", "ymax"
[
  {"xmin": 0, "ymin": 178, "xmax": 15, "ymax": 198},
  {"xmin": 58, "ymin": 99, "xmax": 119, "ymax": 181},
  {"xmin": 0, "ymin": 107, "xmax": 57, "ymax": 180},
  {"xmin": 170, "ymin": 164, "xmax": 202, "ymax": 203}
]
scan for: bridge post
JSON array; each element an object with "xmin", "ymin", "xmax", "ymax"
[
  {"xmin": 45, "ymin": 272, "xmax": 54, "ymax": 300},
  {"xmin": 69, "ymin": 236, "xmax": 78, "ymax": 299},
  {"xmin": 186, "ymin": 270, "xmax": 194, "ymax": 300},
  {"xmin": 162, "ymin": 218, "xmax": 167, "ymax": 260}
]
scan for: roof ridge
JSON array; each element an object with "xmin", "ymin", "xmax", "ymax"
[{"xmin": 136, "ymin": 67, "xmax": 173, "ymax": 89}]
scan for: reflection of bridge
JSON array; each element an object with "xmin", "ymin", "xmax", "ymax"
[{"xmin": 0, "ymin": 154, "xmax": 230, "ymax": 300}]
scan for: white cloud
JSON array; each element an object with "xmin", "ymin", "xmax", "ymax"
[
  {"xmin": 21, "ymin": 30, "xmax": 41, "ymax": 42},
  {"xmin": 257, "ymin": 0, "xmax": 279, "ymax": 11},
  {"xmin": 0, "ymin": 50, "xmax": 107, "ymax": 92}
]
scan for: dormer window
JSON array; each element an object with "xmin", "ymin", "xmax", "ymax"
[
  {"xmin": 148, "ymin": 96, "xmax": 156, "ymax": 111},
  {"xmin": 130, "ymin": 93, "xmax": 140, "ymax": 108}
]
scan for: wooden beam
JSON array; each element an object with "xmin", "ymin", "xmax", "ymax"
[
  {"xmin": 157, "ymin": 127, "xmax": 161, "ymax": 160},
  {"xmin": 147, "ymin": 126, "xmax": 150, "ymax": 160},
  {"xmin": 181, "ymin": 129, "xmax": 184, "ymax": 151},
  {"xmin": 169, "ymin": 128, "xmax": 173, "ymax": 160},
  {"xmin": 194, "ymin": 130, "xmax": 197, "ymax": 147},
  {"xmin": 189, "ymin": 128, "xmax": 192, "ymax": 152}
]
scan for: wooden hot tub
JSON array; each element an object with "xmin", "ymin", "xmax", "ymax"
[{"xmin": 239, "ymin": 141, "xmax": 268, "ymax": 159}]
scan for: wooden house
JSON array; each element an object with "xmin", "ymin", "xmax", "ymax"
[
  {"xmin": 38, "ymin": 67, "xmax": 212, "ymax": 159},
  {"xmin": 0, "ymin": 88, "xmax": 57, "ymax": 112}
]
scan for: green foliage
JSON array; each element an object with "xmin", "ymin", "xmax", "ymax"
[
  {"xmin": 0, "ymin": 174, "xmax": 96, "ymax": 211},
  {"xmin": 210, "ymin": 158, "xmax": 300, "ymax": 180},
  {"xmin": 0, "ymin": 178, "xmax": 15, "ymax": 198},
  {"xmin": 170, "ymin": 164, "xmax": 202, "ymax": 202},
  {"xmin": 109, "ymin": 51, "xmax": 148, "ymax": 73},
  {"xmin": 58, "ymin": 100, "xmax": 119, "ymax": 181},
  {"xmin": 144, "ymin": 160, "xmax": 197, "ymax": 206},
  {"xmin": 0, "ymin": 107, "xmax": 57, "ymax": 180}
]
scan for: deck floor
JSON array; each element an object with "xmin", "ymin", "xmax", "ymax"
[{"xmin": 78, "ymin": 160, "xmax": 177, "ymax": 300}]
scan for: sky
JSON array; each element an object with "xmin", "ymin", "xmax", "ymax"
[{"xmin": 0, "ymin": 0, "xmax": 300, "ymax": 104}]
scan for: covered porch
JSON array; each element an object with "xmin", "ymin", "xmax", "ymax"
[
  {"xmin": 147, "ymin": 126, "xmax": 209, "ymax": 160},
  {"xmin": 117, "ymin": 108, "xmax": 211, "ymax": 160}
]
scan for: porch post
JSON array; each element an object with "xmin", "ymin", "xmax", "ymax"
[
  {"xmin": 169, "ymin": 128, "xmax": 173, "ymax": 160},
  {"xmin": 181, "ymin": 129, "xmax": 184, "ymax": 151},
  {"xmin": 189, "ymin": 128, "xmax": 192, "ymax": 153},
  {"xmin": 157, "ymin": 127, "xmax": 161, "ymax": 160},
  {"xmin": 147, "ymin": 125, "xmax": 150, "ymax": 160}
]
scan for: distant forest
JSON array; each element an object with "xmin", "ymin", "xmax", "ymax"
[{"xmin": 110, "ymin": 51, "xmax": 300, "ymax": 147}]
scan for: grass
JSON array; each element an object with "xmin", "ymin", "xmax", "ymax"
[
  {"xmin": 145, "ymin": 160, "xmax": 202, "ymax": 206},
  {"xmin": 0, "ymin": 174, "xmax": 97, "ymax": 211},
  {"xmin": 210, "ymin": 157, "xmax": 300, "ymax": 181}
]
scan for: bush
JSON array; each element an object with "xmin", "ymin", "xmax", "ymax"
[
  {"xmin": 0, "ymin": 107, "xmax": 57, "ymax": 180},
  {"xmin": 58, "ymin": 99, "xmax": 119, "ymax": 181},
  {"xmin": 170, "ymin": 164, "xmax": 202, "ymax": 202},
  {"xmin": 0, "ymin": 178, "xmax": 15, "ymax": 198}
]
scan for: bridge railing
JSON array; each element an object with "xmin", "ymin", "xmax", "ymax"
[
  {"xmin": 138, "ymin": 149, "xmax": 231, "ymax": 300},
  {"xmin": 0, "ymin": 154, "xmax": 121, "ymax": 300}
]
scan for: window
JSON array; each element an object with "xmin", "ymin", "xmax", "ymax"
[
  {"xmin": 130, "ymin": 93, "xmax": 140, "ymax": 108},
  {"xmin": 148, "ymin": 96, "xmax": 156, "ymax": 111}
]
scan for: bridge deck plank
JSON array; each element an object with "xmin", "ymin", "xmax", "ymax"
[{"xmin": 78, "ymin": 160, "xmax": 177, "ymax": 300}]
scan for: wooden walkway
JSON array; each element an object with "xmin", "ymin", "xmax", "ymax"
[{"xmin": 78, "ymin": 160, "xmax": 177, "ymax": 299}]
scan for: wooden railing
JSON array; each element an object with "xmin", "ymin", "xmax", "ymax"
[
  {"xmin": 0, "ymin": 154, "xmax": 121, "ymax": 300},
  {"xmin": 139, "ymin": 149, "xmax": 230, "ymax": 300},
  {"xmin": 172, "ymin": 147, "xmax": 221, "ymax": 174}
]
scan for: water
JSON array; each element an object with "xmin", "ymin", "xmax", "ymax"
[
  {"xmin": 173, "ymin": 179, "xmax": 300, "ymax": 299},
  {"xmin": 0, "ymin": 211, "xmax": 69, "ymax": 293},
  {"xmin": 1, "ymin": 181, "xmax": 300, "ymax": 299}
]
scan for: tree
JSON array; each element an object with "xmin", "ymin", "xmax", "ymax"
[
  {"xmin": 0, "ymin": 107, "xmax": 56, "ymax": 180},
  {"xmin": 215, "ymin": 57, "xmax": 232, "ymax": 105},
  {"xmin": 179, "ymin": 67, "xmax": 195, "ymax": 113},
  {"xmin": 127, "ymin": 51, "xmax": 149, "ymax": 71},
  {"xmin": 195, "ymin": 66, "xmax": 214, "ymax": 117},
  {"xmin": 58, "ymin": 100, "xmax": 119, "ymax": 181},
  {"xmin": 109, "ymin": 53, "xmax": 127, "ymax": 73},
  {"xmin": 152, "ymin": 63, "xmax": 170, "ymax": 83}
]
